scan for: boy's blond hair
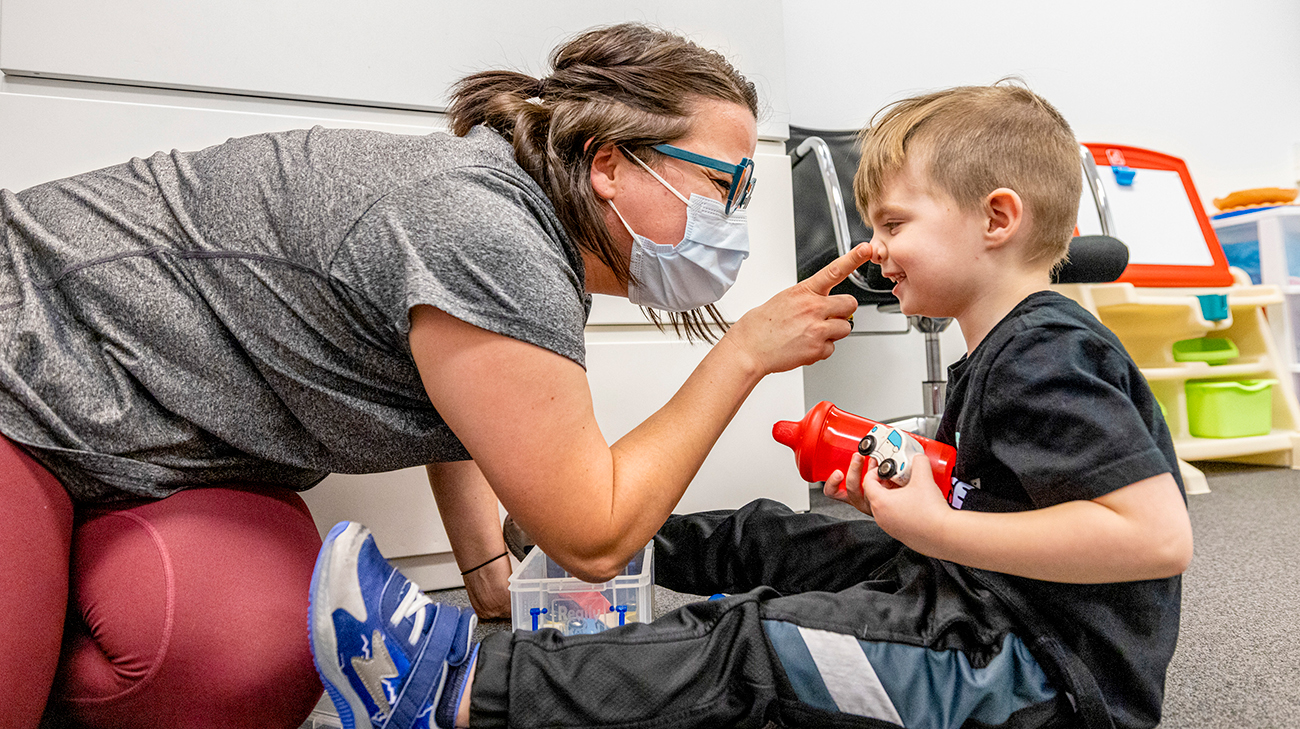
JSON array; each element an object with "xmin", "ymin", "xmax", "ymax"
[{"xmin": 854, "ymin": 82, "xmax": 1082, "ymax": 267}]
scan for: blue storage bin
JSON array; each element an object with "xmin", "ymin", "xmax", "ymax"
[
  {"xmin": 1215, "ymin": 222, "xmax": 1260, "ymax": 284},
  {"xmin": 1212, "ymin": 209, "xmax": 1300, "ymax": 286}
]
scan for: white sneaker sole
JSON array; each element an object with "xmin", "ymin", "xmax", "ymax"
[{"xmin": 309, "ymin": 522, "xmax": 375, "ymax": 729}]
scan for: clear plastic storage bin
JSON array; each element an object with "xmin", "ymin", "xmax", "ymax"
[
  {"xmin": 1212, "ymin": 208, "xmax": 1300, "ymax": 401},
  {"xmin": 1213, "ymin": 207, "xmax": 1300, "ymax": 285},
  {"xmin": 509, "ymin": 542, "xmax": 654, "ymax": 636}
]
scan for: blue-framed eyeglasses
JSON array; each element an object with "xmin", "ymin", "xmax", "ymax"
[{"xmin": 652, "ymin": 144, "xmax": 757, "ymax": 215}]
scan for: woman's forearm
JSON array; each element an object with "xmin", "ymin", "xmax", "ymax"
[
  {"xmin": 426, "ymin": 461, "xmax": 512, "ymax": 618},
  {"xmin": 409, "ymin": 246, "xmax": 868, "ymax": 583},
  {"xmin": 585, "ymin": 269, "xmax": 867, "ymax": 577}
]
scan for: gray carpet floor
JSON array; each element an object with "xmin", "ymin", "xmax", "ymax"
[
  {"xmin": 1158, "ymin": 463, "xmax": 1300, "ymax": 728},
  {"xmin": 306, "ymin": 462, "xmax": 1300, "ymax": 728}
]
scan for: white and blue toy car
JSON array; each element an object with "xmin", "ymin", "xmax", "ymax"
[{"xmin": 857, "ymin": 423, "xmax": 927, "ymax": 486}]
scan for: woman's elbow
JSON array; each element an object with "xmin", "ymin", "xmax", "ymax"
[
  {"xmin": 559, "ymin": 553, "xmax": 629, "ymax": 584},
  {"xmin": 568, "ymin": 565, "xmax": 621, "ymax": 584},
  {"xmin": 544, "ymin": 538, "xmax": 637, "ymax": 583}
]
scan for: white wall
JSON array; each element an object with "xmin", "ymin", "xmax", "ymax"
[
  {"xmin": 0, "ymin": 0, "xmax": 790, "ymax": 140},
  {"xmin": 785, "ymin": 0, "xmax": 1300, "ymax": 422},
  {"xmin": 783, "ymin": 0, "xmax": 1300, "ymax": 208}
]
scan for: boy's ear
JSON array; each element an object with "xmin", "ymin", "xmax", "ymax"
[
  {"xmin": 983, "ymin": 188, "xmax": 1023, "ymax": 249},
  {"xmin": 590, "ymin": 143, "xmax": 621, "ymax": 200}
]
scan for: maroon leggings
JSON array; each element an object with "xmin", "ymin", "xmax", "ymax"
[{"xmin": 2, "ymin": 436, "xmax": 324, "ymax": 728}]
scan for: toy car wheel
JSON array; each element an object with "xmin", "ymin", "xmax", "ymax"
[
  {"xmin": 857, "ymin": 435, "xmax": 876, "ymax": 456},
  {"xmin": 877, "ymin": 459, "xmax": 897, "ymax": 479}
]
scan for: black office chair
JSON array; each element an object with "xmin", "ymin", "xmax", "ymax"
[{"xmin": 787, "ymin": 126, "xmax": 1129, "ymax": 437}]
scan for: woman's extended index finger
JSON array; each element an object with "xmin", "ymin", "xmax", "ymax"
[{"xmin": 803, "ymin": 243, "xmax": 872, "ymax": 295}]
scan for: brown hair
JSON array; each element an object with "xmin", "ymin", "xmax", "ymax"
[
  {"xmin": 447, "ymin": 23, "xmax": 759, "ymax": 341},
  {"xmin": 854, "ymin": 81, "xmax": 1081, "ymax": 268}
]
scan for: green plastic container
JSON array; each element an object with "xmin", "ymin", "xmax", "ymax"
[
  {"xmin": 1185, "ymin": 379, "xmax": 1275, "ymax": 438},
  {"xmin": 1172, "ymin": 337, "xmax": 1239, "ymax": 365}
]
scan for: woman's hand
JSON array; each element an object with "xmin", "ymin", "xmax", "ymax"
[
  {"xmin": 426, "ymin": 461, "xmax": 513, "ymax": 620},
  {"xmin": 722, "ymin": 242, "xmax": 872, "ymax": 375}
]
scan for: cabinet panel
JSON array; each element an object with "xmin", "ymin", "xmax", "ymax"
[
  {"xmin": 585, "ymin": 329, "xmax": 809, "ymax": 513},
  {"xmin": 299, "ymin": 469, "xmax": 474, "ymax": 591},
  {"xmin": 0, "ymin": 0, "xmax": 789, "ymax": 139},
  {"xmin": 587, "ymin": 140, "xmax": 797, "ymax": 325},
  {"xmin": 300, "ymin": 469, "xmax": 449, "ymax": 559},
  {"xmin": 0, "ymin": 77, "xmax": 445, "ymax": 192}
]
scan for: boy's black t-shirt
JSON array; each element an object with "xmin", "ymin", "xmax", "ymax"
[{"xmin": 935, "ymin": 290, "xmax": 1184, "ymax": 729}]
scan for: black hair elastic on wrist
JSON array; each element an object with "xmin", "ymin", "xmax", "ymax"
[{"xmin": 460, "ymin": 551, "xmax": 509, "ymax": 576}]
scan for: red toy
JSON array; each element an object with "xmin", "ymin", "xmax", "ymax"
[{"xmin": 772, "ymin": 401, "xmax": 957, "ymax": 500}]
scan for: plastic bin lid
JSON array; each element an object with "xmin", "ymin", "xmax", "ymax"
[{"xmin": 1186, "ymin": 379, "xmax": 1275, "ymax": 392}]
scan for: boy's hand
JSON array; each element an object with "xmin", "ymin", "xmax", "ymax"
[
  {"xmin": 825, "ymin": 451, "xmax": 952, "ymax": 548},
  {"xmin": 823, "ymin": 452, "xmax": 875, "ymax": 515},
  {"xmin": 862, "ymin": 453, "xmax": 953, "ymax": 548}
]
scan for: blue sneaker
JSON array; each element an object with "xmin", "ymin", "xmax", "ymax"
[{"xmin": 310, "ymin": 522, "xmax": 477, "ymax": 729}]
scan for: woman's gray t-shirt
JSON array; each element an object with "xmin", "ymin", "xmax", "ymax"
[{"xmin": 0, "ymin": 125, "xmax": 590, "ymax": 501}]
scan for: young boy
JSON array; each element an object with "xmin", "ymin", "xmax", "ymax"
[{"xmin": 308, "ymin": 83, "xmax": 1191, "ymax": 729}]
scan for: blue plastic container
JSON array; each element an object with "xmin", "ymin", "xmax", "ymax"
[{"xmin": 1195, "ymin": 294, "xmax": 1229, "ymax": 322}]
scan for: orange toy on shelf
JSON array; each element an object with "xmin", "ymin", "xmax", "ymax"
[{"xmin": 1212, "ymin": 187, "xmax": 1298, "ymax": 214}]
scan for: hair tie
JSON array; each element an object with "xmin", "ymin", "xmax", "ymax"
[
  {"xmin": 460, "ymin": 551, "xmax": 509, "ymax": 576},
  {"xmin": 523, "ymin": 76, "xmax": 553, "ymax": 105}
]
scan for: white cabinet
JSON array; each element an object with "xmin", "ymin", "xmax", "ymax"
[
  {"xmin": 299, "ymin": 468, "xmax": 465, "ymax": 591},
  {"xmin": 585, "ymin": 330, "xmax": 809, "ymax": 515}
]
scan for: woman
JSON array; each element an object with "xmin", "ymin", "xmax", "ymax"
[{"xmin": 1, "ymin": 23, "xmax": 866, "ymax": 729}]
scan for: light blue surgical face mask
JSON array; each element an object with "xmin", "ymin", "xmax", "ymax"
[{"xmin": 608, "ymin": 151, "xmax": 750, "ymax": 312}]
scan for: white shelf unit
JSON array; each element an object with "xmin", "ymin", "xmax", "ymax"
[
  {"xmin": 1056, "ymin": 278, "xmax": 1300, "ymax": 495},
  {"xmin": 1212, "ymin": 206, "xmax": 1300, "ymax": 394}
]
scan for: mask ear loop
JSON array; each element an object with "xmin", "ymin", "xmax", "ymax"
[
  {"xmin": 599, "ymin": 142, "xmax": 645, "ymax": 239},
  {"xmin": 607, "ymin": 199, "xmax": 639, "ymax": 238},
  {"xmin": 623, "ymin": 149, "xmax": 691, "ymax": 206}
]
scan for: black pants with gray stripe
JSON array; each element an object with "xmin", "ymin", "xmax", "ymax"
[{"xmin": 471, "ymin": 499, "xmax": 1077, "ymax": 729}]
